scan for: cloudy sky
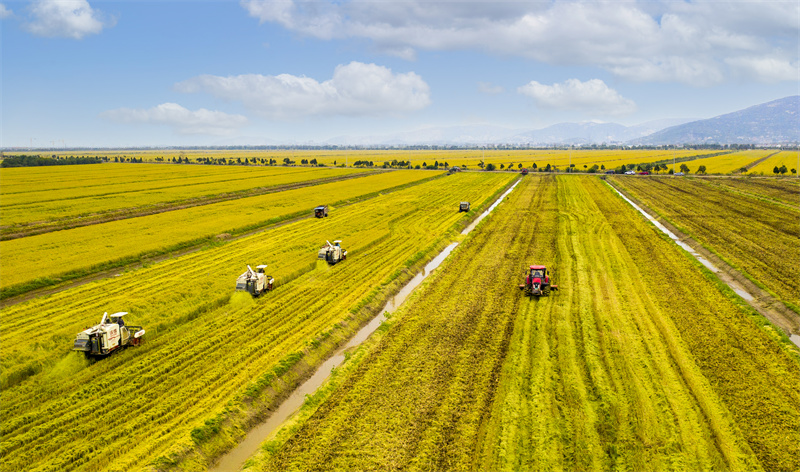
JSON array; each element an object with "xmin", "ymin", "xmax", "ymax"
[{"xmin": 1, "ymin": 0, "xmax": 798, "ymax": 147}]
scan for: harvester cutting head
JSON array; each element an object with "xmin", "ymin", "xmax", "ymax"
[
  {"xmin": 236, "ymin": 264, "xmax": 274, "ymax": 296},
  {"xmin": 519, "ymin": 264, "xmax": 558, "ymax": 296},
  {"xmin": 73, "ymin": 312, "xmax": 145, "ymax": 357},
  {"xmin": 318, "ymin": 239, "xmax": 347, "ymax": 265}
]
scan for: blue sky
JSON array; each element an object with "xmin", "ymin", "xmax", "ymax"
[{"xmin": 1, "ymin": 0, "xmax": 798, "ymax": 147}]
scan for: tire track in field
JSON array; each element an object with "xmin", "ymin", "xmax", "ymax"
[
  {"xmin": 256, "ymin": 176, "xmax": 544, "ymax": 472},
  {"xmin": 478, "ymin": 176, "xmax": 761, "ymax": 471}
]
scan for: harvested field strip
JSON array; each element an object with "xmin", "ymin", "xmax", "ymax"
[
  {"xmin": 703, "ymin": 177, "xmax": 799, "ymax": 209},
  {"xmin": 250, "ymin": 176, "xmax": 799, "ymax": 472},
  {"xmin": 248, "ymin": 174, "xmax": 548, "ymax": 472},
  {"xmin": 0, "ymin": 172, "xmax": 516, "ymax": 472},
  {"xmin": 0, "ymin": 167, "xmax": 369, "ymax": 234},
  {"xmin": 0, "ymin": 170, "xmax": 435, "ymax": 296},
  {"xmin": 611, "ymin": 176, "xmax": 800, "ymax": 312}
]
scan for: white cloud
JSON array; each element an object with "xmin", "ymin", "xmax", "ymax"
[
  {"xmin": 101, "ymin": 103, "xmax": 248, "ymax": 135},
  {"xmin": 176, "ymin": 61, "xmax": 431, "ymax": 119},
  {"xmin": 725, "ymin": 56, "xmax": 799, "ymax": 83},
  {"xmin": 0, "ymin": 3, "xmax": 13, "ymax": 19},
  {"xmin": 518, "ymin": 79, "xmax": 637, "ymax": 116},
  {"xmin": 478, "ymin": 82, "xmax": 504, "ymax": 95},
  {"xmin": 241, "ymin": 0, "xmax": 799, "ymax": 85},
  {"xmin": 24, "ymin": 0, "xmax": 112, "ymax": 39}
]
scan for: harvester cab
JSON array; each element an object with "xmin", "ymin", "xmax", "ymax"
[
  {"xmin": 519, "ymin": 265, "xmax": 559, "ymax": 296},
  {"xmin": 73, "ymin": 312, "xmax": 145, "ymax": 357},
  {"xmin": 314, "ymin": 205, "xmax": 329, "ymax": 218},
  {"xmin": 318, "ymin": 239, "xmax": 347, "ymax": 265},
  {"xmin": 236, "ymin": 264, "xmax": 274, "ymax": 296}
]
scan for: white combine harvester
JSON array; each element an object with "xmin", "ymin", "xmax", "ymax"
[
  {"xmin": 73, "ymin": 312, "xmax": 145, "ymax": 357},
  {"xmin": 318, "ymin": 240, "xmax": 347, "ymax": 265},
  {"xmin": 235, "ymin": 264, "xmax": 274, "ymax": 296}
]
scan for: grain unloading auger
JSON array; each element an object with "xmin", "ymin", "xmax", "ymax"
[
  {"xmin": 318, "ymin": 240, "xmax": 347, "ymax": 265},
  {"xmin": 519, "ymin": 265, "xmax": 559, "ymax": 296},
  {"xmin": 236, "ymin": 264, "xmax": 274, "ymax": 296},
  {"xmin": 73, "ymin": 312, "xmax": 145, "ymax": 357}
]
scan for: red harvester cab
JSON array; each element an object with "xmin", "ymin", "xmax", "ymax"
[{"xmin": 519, "ymin": 265, "xmax": 559, "ymax": 296}]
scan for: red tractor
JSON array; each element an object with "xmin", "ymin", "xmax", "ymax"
[{"xmin": 519, "ymin": 265, "xmax": 558, "ymax": 296}]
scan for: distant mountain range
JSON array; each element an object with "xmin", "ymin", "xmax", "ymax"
[
  {"xmin": 322, "ymin": 119, "xmax": 694, "ymax": 147},
  {"xmin": 631, "ymin": 96, "xmax": 799, "ymax": 145},
  {"xmin": 211, "ymin": 96, "xmax": 798, "ymax": 147}
]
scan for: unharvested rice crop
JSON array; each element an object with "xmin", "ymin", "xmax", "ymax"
[
  {"xmin": 0, "ymin": 172, "xmax": 516, "ymax": 472},
  {"xmin": 0, "ymin": 170, "xmax": 433, "ymax": 296},
  {"xmin": 0, "ymin": 164, "xmax": 366, "ymax": 230},
  {"xmin": 749, "ymin": 150, "xmax": 800, "ymax": 175},
  {"xmin": 674, "ymin": 149, "xmax": 775, "ymax": 174},
  {"xmin": 32, "ymin": 149, "xmax": 727, "ymax": 172}
]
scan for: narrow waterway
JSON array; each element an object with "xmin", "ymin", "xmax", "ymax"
[{"xmin": 210, "ymin": 179, "xmax": 519, "ymax": 472}]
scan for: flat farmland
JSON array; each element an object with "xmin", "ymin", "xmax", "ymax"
[
  {"xmin": 0, "ymin": 170, "xmax": 434, "ymax": 298},
  {"xmin": 749, "ymin": 150, "xmax": 800, "ymax": 175},
  {"xmin": 0, "ymin": 164, "xmax": 367, "ymax": 234},
  {"xmin": 610, "ymin": 176, "xmax": 800, "ymax": 312},
  {"xmin": 0, "ymin": 171, "xmax": 516, "ymax": 472},
  {"xmin": 707, "ymin": 177, "xmax": 799, "ymax": 208},
  {"xmin": 248, "ymin": 176, "xmax": 799, "ymax": 472},
  {"xmin": 2, "ymin": 162, "xmax": 797, "ymax": 472},
  {"xmin": 33, "ymin": 149, "xmax": 728, "ymax": 172},
  {"xmin": 676, "ymin": 149, "xmax": 776, "ymax": 174}
]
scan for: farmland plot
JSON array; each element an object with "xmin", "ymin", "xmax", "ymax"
[
  {"xmin": 749, "ymin": 150, "xmax": 800, "ymax": 175},
  {"xmin": 674, "ymin": 150, "xmax": 775, "ymax": 174},
  {"xmin": 705, "ymin": 177, "xmax": 799, "ymax": 209},
  {"xmin": 0, "ymin": 172, "xmax": 516, "ymax": 472},
  {"xmin": 611, "ymin": 176, "xmax": 800, "ymax": 312},
  {"xmin": 0, "ymin": 170, "xmax": 433, "ymax": 297},
  {"xmin": 251, "ymin": 176, "xmax": 799, "ymax": 472},
  {"xmin": 0, "ymin": 164, "xmax": 367, "ymax": 232}
]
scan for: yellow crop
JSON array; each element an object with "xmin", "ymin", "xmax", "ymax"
[
  {"xmin": 0, "ymin": 164, "xmax": 366, "ymax": 229},
  {"xmin": 0, "ymin": 170, "xmax": 432, "ymax": 293},
  {"xmin": 250, "ymin": 176, "xmax": 799, "ymax": 472},
  {"xmin": 749, "ymin": 150, "xmax": 800, "ymax": 175},
  {"xmin": 0, "ymin": 171, "xmax": 516, "ymax": 472}
]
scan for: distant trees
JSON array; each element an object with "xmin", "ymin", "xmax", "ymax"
[
  {"xmin": 697, "ymin": 165, "xmax": 707, "ymax": 174},
  {"xmin": 679, "ymin": 163, "xmax": 690, "ymax": 173},
  {"xmin": 1, "ymin": 155, "xmax": 102, "ymax": 167},
  {"xmin": 485, "ymin": 163, "xmax": 496, "ymax": 171}
]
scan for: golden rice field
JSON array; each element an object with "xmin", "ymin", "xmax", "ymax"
[
  {"xmin": 611, "ymin": 176, "xmax": 800, "ymax": 312},
  {"xmin": 749, "ymin": 150, "xmax": 800, "ymax": 175},
  {"xmin": 19, "ymin": 148, "xmax": 728, "ymax": 172},
  {"xmin": 0, "ymin": 164, "xmax": 367, "ymax": 231},
  {"xmin": 676, "ymin": 149, "xmax": 776, "ymax": 174},
  {"xmin": 246, "ymin": 176, "xmax": 799, "ymax": 472},
  {"xmin": 0, "ymin": 171, "xmax": 515, "ymax": 472},
  {"xmin": 0, "ymin": 170, "xmax": 433, "ymax": 297},
  {"xmin": 1, "ymin": 161, "xmax": 797, "ymax": 472}
]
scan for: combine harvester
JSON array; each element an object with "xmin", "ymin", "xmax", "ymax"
[
  {"xmin": 459, "ymin": 201, "xmax": 471, "ymax": 212},
  {"xmin": 236, "ymin": 265, "xmax": 275, "ymax": 296},
  {"xmin": 73, "ymin": 312, "xmax": 145, "ymax": 357},
  {"xmin": 519, "ymin": 265, "xmax": 559, "ymax": 296},
  {"xmin": 318, "ymin": 240, "xmax": 347, "ymax": 265}
]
